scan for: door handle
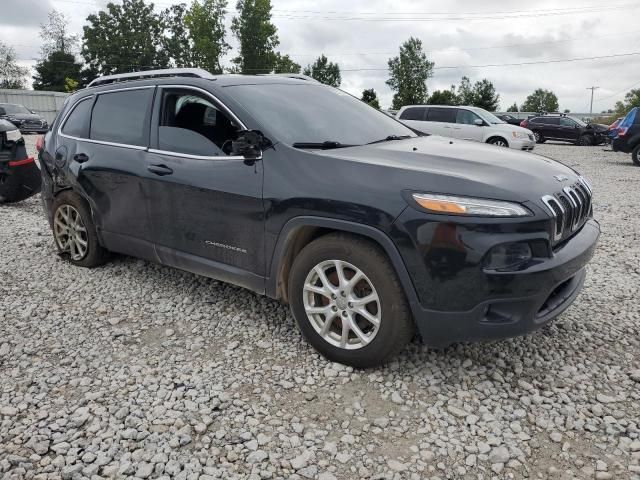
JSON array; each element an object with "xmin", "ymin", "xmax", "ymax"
[
  {"xmin": 73, "ymin": 153, "xmax": 89, "ymax": 163},
  {"xmin": 147, "ymin": 164, "xmax": 173, "ymax": 176}
]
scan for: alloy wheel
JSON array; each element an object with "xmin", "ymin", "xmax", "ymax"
[
  {"xmin": 53, "ymin": 204, "xmax": 89, "ymax": 261},
  {"xmin": 302, "ymin": 259, "xmax": 381, "ymax": 350}
]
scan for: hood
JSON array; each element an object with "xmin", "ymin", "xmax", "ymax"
[
  {"xmin": 490, "ymin": 123, "xmax": 532, "ymax": 134},
  {"xmin": 587, "ymin": 123, "xmax": 608, "ymax": 132},
  {"xmin": 2, "ymin": 113, "xmax": 45, "ymax": 122},
  {"xmin": 0, "ymin": 119, "xmax": 19, "ymax": 133},
  {"xmin": 317, "ymin": 135, "xmax": 582, "ymax": 206}
]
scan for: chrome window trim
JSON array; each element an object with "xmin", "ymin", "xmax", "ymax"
[
  {"xmin": 58, "ymin": 86, "xmax": 156, "ymax": 150},
  {"xmin": 148, "ymin": 148, "xmax": 252, "ymax": 161}
]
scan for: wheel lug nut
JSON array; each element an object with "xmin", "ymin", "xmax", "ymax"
[
  {"xmin": 348, "ymin": 302, "xmax": 353, "ymax": 308},
  {"xmin": 341, "ymin": 311, "xmax": 347, "ymax": 317},
  {"xmin": 332, "ymin": 306, "xmax": 338, "ymax": 312}
]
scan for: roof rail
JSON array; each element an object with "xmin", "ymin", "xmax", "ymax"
[
  {"xmin": 87, "ymin": 68, "xmax": 215, "ymax": 88},
  {"xmin": 261, "ymin": 73, "xmax": 320, "ymax": 83}
]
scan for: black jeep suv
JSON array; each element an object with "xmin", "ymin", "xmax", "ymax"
[
  {"xmin": 521, "ymin": 114, "xmax": 607, "ymax": 146},
  {"xmin": 39, "ymin": 69, "xmax": 599, "ymax": 367}
]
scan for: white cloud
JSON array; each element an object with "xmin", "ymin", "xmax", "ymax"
[{"xmin": 2, "ymin": 0, "xmax": 638, "ymax": 112}]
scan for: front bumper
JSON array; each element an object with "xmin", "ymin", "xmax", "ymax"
[
  {"xmin": 0, "ymin": 157, "xmax": 42, "ymax": 203},
  {"xmin": 509, "ymin": 137, "xmax": 536, "ymax": 151},
  {"xmin": 394, "ymin": 216, "xmax": 600, "ymax": 347},
  {"xmin": 612, "ymin": 137, "xmax": 631, "ymax": 153}
]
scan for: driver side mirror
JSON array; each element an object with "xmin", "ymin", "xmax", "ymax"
[
  {"xmin": 231, "ymin": 130, "xmax": 267, "ymax": 159},
  {"xmin": 474, "ymin": 118, "xmax": 484, "ymax": 126}
]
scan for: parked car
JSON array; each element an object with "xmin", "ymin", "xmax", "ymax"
[
  {"xmin": 611, "ymin": 107, "xmax": 640, "ymax": 165},
  {"xmin": 396, "ymin": 105, "xmax": 536, "ymax": 150},
  {"xmin": 496, "ymin": 113, "xmax": 523, "ymax": 126},
  {"xmin": 0, "ymin": 103, "xmax": 49, "ymax": 134},
  {"xmin": 0, "ymin": 119, "xmax": 41, "ymax": 203},
  {"xmin": 607, "ymin": 117, "xmax": 624, "ymax": 140},
  {"xmin": 520, "ymin": 114, "xmax": 607, "ymax": 146},
  {"xmin": 39, "ymin": 68, "xmax": 599, "ymax": 367}
]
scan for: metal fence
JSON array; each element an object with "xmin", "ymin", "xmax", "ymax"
[{"xmin": 0, "ymin": 89, "xmax": 69, "ymax": 124}]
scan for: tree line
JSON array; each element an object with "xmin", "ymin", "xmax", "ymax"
[{"xmin": 1, "ymin": 0, "xmax": 638, "ymax": 117}]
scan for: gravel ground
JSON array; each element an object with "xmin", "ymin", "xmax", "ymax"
[{"xmin": 1, "ymin": 137, "xmax": 639, "ymax": 480}]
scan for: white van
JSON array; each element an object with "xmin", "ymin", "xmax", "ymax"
[{"xmin": 397, "ymin": 105, "xmax": 536, "ymax": 151}]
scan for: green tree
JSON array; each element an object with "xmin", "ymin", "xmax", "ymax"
[
  {"xmin": 64, "ymin": 77, "xmax": 79, "ymax": 92},
  {"xmin": 472, "ymin": 79, "xmax": 500, "ymax": 111},
  {"xmin": 506, "ymin": 102, "xmax": 518, "ymax": 112},
  {"xmin": 386, "ymin": 37, "xmax": 434, "ymax": 109},
  {"xmin": 162, "ymin": 3, "xmax": 192, "ymax": 67},
  {"xmin": 231, "ymin": 0, "xmax": 279, "ymax": 74},
  {"xmin": 428, "ymin": 87, "xmax": 458, "ymax": 105},
  {"xmin": 457, "ymin": 76, "xmax": 474, "ymax": 105},
  {"xmin": 33, "ymin": 51, "xmax": 83, "ymax": 91},
  {"xmin": 82, "ymin": 0, "xmax": 169, "ymax": 75},
  {"xmin": 614, "ymin": 88, "xmax": 640, "ymax": 116},
  {"xmin": 361, "ymin": 88, "xmax": 380, "ymax": 109},
  {"xmin": 0, "ymin": 41, "xmax": 28, "ymax": 89},
  {"xmin": 184, "ymin": 0, "xmax": 229, "ymax": 73},
  {"xmin": 521, "ymin": 88, "xmax": 559, "ymax": 112},
  {"xmin": 273, "ymin": 53, "xmax": 300, "ymax": 73},
  {"xmin": 303, "ymin": 54, "xmax": 341, "ymax": 87}
]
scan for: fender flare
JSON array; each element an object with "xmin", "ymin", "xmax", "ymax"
[{"xmin": 265, "ymin": 216, "xmax": 421, "ymax": 312}]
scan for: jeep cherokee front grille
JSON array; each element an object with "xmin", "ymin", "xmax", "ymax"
[{"xmin": 542, "ymin": 180, "xmax": 592, "ymax": 243}]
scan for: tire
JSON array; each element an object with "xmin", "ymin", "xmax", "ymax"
[
  {"xmin": 577, "ymin": 135, "xmax": 593, "ymax": 146},
  {"xmin": 488, "ymin": 137, "xmax": 509, "ymax": 148},
  {"xmin": 288, "ymin": 233, "xmax": 414, "ymax": 368},
  {"xmin": 51, "ymin": 191, "xmax": 108, "ymax": 268},
  {"xmin": 633, "ymin": 144, "xmax": 640, "ymax": 166},
  {"xmin": 533, "ymin": 131, "xmax": 545, "ymax": 144}
]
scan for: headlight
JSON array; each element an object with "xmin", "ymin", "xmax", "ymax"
[
  {"xmin": 412, "ymin": 193, "xmax": 532, "ymax": 217},
  {"xmin": 512, "ymin": 131, "xmax": 528, "ymax": 139}
]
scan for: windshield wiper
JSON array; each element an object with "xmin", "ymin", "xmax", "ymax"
[
  {"xmin": 292, "ymin": 141, "xmax": 358, "ymax": 150},
  {"xmin": 366, "ymin": 135, "xmax": 412, "ymax": 145}
]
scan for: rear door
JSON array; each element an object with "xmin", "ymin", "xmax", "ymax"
[
  {"xmin": 453, "ymin": 108, "xmax": 484, "ymax": 142},
  {"xmin": 397, "ymin": 107, "xmax": 427, "ymax": 132},
  {"xmin": 425, "ymin": 107, "xmax": 457, "ymax": 137},
  {"xmin": 61, "ymin": 86, "xmax": 156, "ymax": 260},
  {"xmin": 143, "ymin": 85, "xmax": 265, "ymax": 290},
  {"xmin": 541, "ymin": 117, "xmax": 560, "ymax": 139}
]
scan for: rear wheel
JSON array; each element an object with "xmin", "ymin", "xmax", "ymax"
[
  {"xmin": 533, "ymin": 131, "xmax": 545, "ymax": 144},
  {"xmin": 488, "ymin": 137, "xmax": 509, "ymax": 148},
  {"xmin": 288, "ymin": 233, "xmax": 414, "ymax": 368},
  {"xmin": 577, "ymin": 134, "xmax": 593, "ymax": 146},
  {"xmin": 51, "ymin": 191, "xmax": 108, "ymax": 268},
  {"xmin": 632, "ymin": 144, "xmax": 640, "ymax": 166}
]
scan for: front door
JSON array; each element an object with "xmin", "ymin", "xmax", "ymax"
[
  {"xmin": 453, "ymin": 108, "xmax": 484, "ymax": 142},
  {"xmin": 559, "ymin": 117, "xmax": 580, "ymax": 142},
  {"xmin": 144, "ymin": 86, "xmax": 265, "ymax": 291}
]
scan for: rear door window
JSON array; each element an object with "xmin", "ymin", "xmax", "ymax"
[
  {"xmin": 426, "ymin": 108, "xmax": 456, "ymax": 123},
  {"xmin": 90, "ymin": 88, "xmax": 154, "ymax": 146},
  {"xmin": 61, "ymin": 97, "xmax": 93, "ymax": 138},
  {"xmin": 399, "ymin": 107, "xmax": 426, "ymax": 121}
]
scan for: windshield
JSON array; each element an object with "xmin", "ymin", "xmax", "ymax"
[
  {"xmin": 472, "ymin": 108, "xmax": 506, "ymax": 125},
  {"xmin": 0, "ymin": 104, "xmax": 31, "ymax": 114},
  {"xmin": 225, "ymin": 83, "xmax": 416, "ymax": 146},
  {"xmin": 571, "ymin": 117, "xmax": 587, "ymax": 127}
]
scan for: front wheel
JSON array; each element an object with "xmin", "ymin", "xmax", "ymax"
[
  {"xmin": 632, "ymin": 144, "xmax": 640, "ymax": 166},
  {"xmin": 288, "ymin": 233, "xmax": 414, "ymax": 368},
  {"xmin": 577, "ymin": 135, "xmax": 593, "ymax": 146},
  {"xmin": 488, "ymin": 137, "xmax": 509, "ymax": 148}
]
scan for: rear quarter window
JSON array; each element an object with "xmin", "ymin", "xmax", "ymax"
[{"xmin": 61, "ymin": 97, "xmax": 93, "ymax": 138}]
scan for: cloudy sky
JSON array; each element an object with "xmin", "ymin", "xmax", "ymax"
[{"xmin": 3, "ymin": 0, "xmax": 639, "ymax": 112}]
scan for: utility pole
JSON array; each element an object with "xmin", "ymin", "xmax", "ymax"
[{"xmin": 587, "ymin": 86, "xmax": 600, "ymax": 115}]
